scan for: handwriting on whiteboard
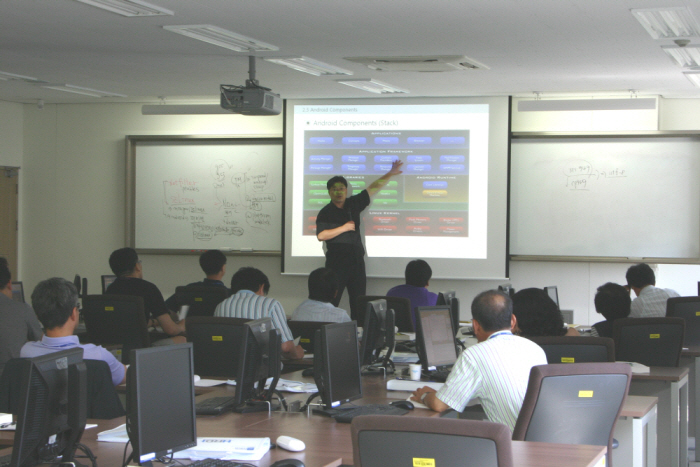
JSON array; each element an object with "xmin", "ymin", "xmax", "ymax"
[
  {"xmin": 564, "ymin": 159, "xmax": 626, "ymax": 191},
  {"xmin": 161, "ymin": 158, "xmax": 276, "ymax": 242}
]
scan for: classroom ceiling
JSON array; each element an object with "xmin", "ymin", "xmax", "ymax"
[{"xmin": 2, "ymin": 0, "xmax": 700, "ymax": 105}]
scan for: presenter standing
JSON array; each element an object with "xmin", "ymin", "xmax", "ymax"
[{"xmin": 316, "ymin": 159, "xmax": 403, "ymax": 321}]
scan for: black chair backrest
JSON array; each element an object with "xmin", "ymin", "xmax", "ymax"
[
  {"xmin": 527, "ymin": 336, "xmax": 615, "ymax": 364},
  {"xmin": 0, "ymin": 358, "xmax": 124, "ymax": 419},
  {"xmin": 356, "ymin": 295, "xmax": 413, "ymax": 332},
  {"xmin": 174, "ymin": 285, "xmax": 229, "ymax": 318},
  {"xmin": 613, "ymin": 317, "xmax": 685, "ymax": 367},
  {"xmin": 82, "ymin": 294, "xmax": 149, "ymax": 365},
  {"xmin": 666, "ymin": 296, "xmax": 700, "ymax": 346},
  {"xmin": 186, "ymin": 316, "xmax": 252, "ymax": 377},
  {"xmin": 287, "ymin": 320, "xmax": 334, "ymax": 353}
]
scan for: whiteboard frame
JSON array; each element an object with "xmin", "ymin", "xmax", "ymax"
[
  {"xmin": 510, "ymin": 130, "xmax": 700, "ymax": 264},
  {"xmin": 126, "ymin": 134, "xmax": 284, "ymax": 256}
]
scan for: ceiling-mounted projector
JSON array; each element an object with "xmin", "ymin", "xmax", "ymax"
[{"xmin": 220, "ymin": 56, "xmax": 282, "ymax": 116}]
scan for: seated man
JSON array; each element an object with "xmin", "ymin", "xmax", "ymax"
[
  {"xmin": 0, "ymin": 257, "xmax": 42, "ymax": 376},
  {"xmin": 386, "ymin": 259, "xmax": 438, "ymax": 328},
  {"xmin": 591, "ymin": 282, "xmax": 631, "ymax": 338},
  {"xmin": 411, "ymin": 290, "xmax": 547, "ymax": 431},
  {"xmin": 291, "ymin": 267, "xmax": 350, "ymax": 323},
  {"xmin": 626, "ymin": 263, "xmax": 680, "ymax": 318},
  {"xmin": 21, "ymin": 277, "xmax": 126, "ymax": 386},
  {"xmin": 214, "ymin": 267, "xmax": 304, "ymax": 359},
  {"xmin": 165, "ymin": 249, "xmax": 229, "ymax": 311},
  {"xmin": 105, "ymin": 247, "xmax": 186, "ymax": 344},
  {"xmin": 511, "ymin": 288, "xmax": 580, "ymax": 337}
]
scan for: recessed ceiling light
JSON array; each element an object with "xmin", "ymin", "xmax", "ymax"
[
  {"xmin": 0, "ymin": 71, "xmax": 47, "ymax": 83},
  {"xmin": 263, "ymin": 57, "xmax": 353, "ymax": 76},
  {"xmin": 662, "ymin": 45, "xmax": 700, "ymax": 68},
  {"xmin": 74, "ymin": 0, "xmax": 173, "ymax": 17},
  {"xmin": 336, "ymin": 79, "xmax": 408, "ymax": 94},
  {"xmin": 631, "ymin": 7, "xmax": 700, "ymax": 39},
  {"xmin": 40, "ymin": 84, "xmax": 126, "ymax": 98},
  {"xmin": 683, "ymin": 71, "xmax": 700, "ymax": 88},
  {"xmin": 163, "ymin": 25, "xmax": 278, "ymax": 52}
]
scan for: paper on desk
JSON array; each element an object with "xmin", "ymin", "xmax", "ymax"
[
  {"xmin": 392, "ymin": 353, "xmax": 420, "ymax": 363},
  {"xmin": 227, "ymin": 376, "xmax": 274, "ymax": 386},
  {"xmin": 195, "ymin": 379, "xmax": 227, "ymax": 387},
  {"xmin": 303, "ymin": 353, "xmax": 314, "ymax": 359},
  {"xmin": 173, "ymin": 437, "xmax": 270, "ymax": 461},
  {"xmin": 618, "ymin": 361, "xmax": 651, "ymax": 374},
  {"xmin": 97, "ymin": 423, "xmax": 129, "ymax": 443},
  {"xmin": 276, "ymin": 379, "xmax": 318, "ymax": 393},
  {"xmin": 386, "ymin": 379, "xmax": 444, "ymax": 392}
]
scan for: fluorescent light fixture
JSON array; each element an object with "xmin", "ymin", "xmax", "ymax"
[
  {"xmin": 40, "ymin": 84, "xmax": 126, "ymax": 98},
  {"xmin": 336, "ymin": 78, "xmax": 408, "ymax": 94},
  {"xmin": 631, "ymin": 7, "xmax": 700, "ymax": 39},
  {"xmin": 263, "ymin": 56, "xmax": 353, "ymax": 76},
  {"xmin": 163, "ymin": 25, "xmax": 278, "ymax": 52},
  {"xmin": 683, "ymin": 71, "xmax": 700, "ymax": 88},
  {"xmin": 0, "ymin": 71, "xmax": 47, "ymax": 83},
  {"xmin": 662, "ymin": 45, "xmax": 700, "ymax": 68},
  {"xmin": 74, "ymin": 0, "xmax": 173, "ymax": 17},
  {"xmin": 518, "ymin": 98, "xmax": 657, "ymax": 112}
]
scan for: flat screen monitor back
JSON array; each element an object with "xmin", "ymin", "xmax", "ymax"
[
  {"xmin": 234, "ymin": 317, "xmax": 281, "ymax": 407},
  {"xmin": 126, "ymin": 343, "xmax": 197, "ymax": 466},
  {"xmin": 101, "ymin": 275, "xmax": 117, "ymax": 294},
  {"xmin": 314, "ymin": 321, "xmax": 362, "ymax": 409},
  {"xmin": 437, "ymin": 291, "xmax": 459, "ymax": 336},
  {"xmin": 11, "ymin": 281, "xmax": 24, "ymax": 303},
  {"xmin": 415, "ymin": 306, "xmax": 459, "ymax": 371},
  {"xmin": 359, "ymin": 299, "xmax": 394, "ymax": 368},
  {"xmin": 544, "ymin": 286, "xmax": 559, "ymax": 308}
]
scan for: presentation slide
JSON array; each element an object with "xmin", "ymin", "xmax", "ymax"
[{"xmin": 284, "ymin": 97, "xmax": 509, "ymax": 280}]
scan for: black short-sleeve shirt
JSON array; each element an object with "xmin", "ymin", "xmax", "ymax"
[
  {"xmin": 105, "ymin": 277, "xmax": 170, "ymax": 320},
  {"xmin": 316, "ymin": 189, "xmax": 370, "ymax": 260}
]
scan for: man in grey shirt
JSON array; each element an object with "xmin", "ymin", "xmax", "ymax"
[
  {"xmin": 291, "ymin": 267, "xmax": 350, "ymax": 323},
  {"xmin": 0, "ymin": 257, "xmax": 42, "ymax": 375}
]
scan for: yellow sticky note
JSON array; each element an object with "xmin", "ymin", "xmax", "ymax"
[
  {"xmin": 579, "ymin": 390, "xmax": 593, "ymax": 398},
  {"xmin": 105, "ymin": 306, "xmax": 114, "ymax": 311},
  {"xmin": 413, "ymin": 459, "xmax": 435, "ymax": 467},
  {"xmin": 212, "ymin": 336, "xmax": 223, "ymax": 341},
  {"xmin": 649, "ymin": 334, "xmax": 660, "ymax": 339},
  {"xmin": 195, "ymin": 297, "xmax": 203, "ymax": 301},
  {"xmin": 695, "ymin": 311, "xmax": 700, "ymax": 316},
  {"xmin": 300, "ymin": 338, "xmax": 311, "ymax": 343},
  {"xmin": 561, "ymin": 357, "xmax": 575, "ymax": 363}
]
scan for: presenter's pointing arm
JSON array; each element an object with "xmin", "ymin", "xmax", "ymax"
[{"xmin": 367, "ymin": 159, "xmax": 403, "ymax": 197}]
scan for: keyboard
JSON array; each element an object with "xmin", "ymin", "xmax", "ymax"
[
  {"xmin": 196, "ymin": 396, "xmax": 238, "ymax": 415},
  {"xmin": 332, "ymin": 404, "xmax": 409, "ymax": 423},
  {"xmin": 186, "ymin": 459, "xmax": 246, "ymax": 467},
  {"xmin": 426, "ymin": 368, "xmax": 451, "ymax": 382}
]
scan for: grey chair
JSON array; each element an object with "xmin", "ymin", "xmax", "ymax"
[
  {"xmin": 185, "ymin": 316, "xmax": 251, "ymax": 378},
  {"xmin": 351, "ymin": 415, "xmax": 513, "ymax": 467},
  {"xmin": 527, "ymin": 336, "xmax": 615, "ymax": 363},
  {"xmin": 287, "ymin": 320, "xmax": 333, "ymax": 353},
  {"xmin": 666, "ymin": 296, "xmax": 700, "ymax": 346},
  {"xmin": 613, "ymin": 317, "xmax": 685, "ymax": 367},
  {"xmin": 356, "ymin": 295, "xmax": 413, "ymax": 332},
  {"xmin": 512, "ymin": 362, "xmax": 632, "ymax": 467}
]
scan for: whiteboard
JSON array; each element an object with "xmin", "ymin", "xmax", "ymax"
[
  {"xmin": 510, "ymin": 135, "xmax": 700, "ymax": 259},
  {"xmin": 128, "ymin": 137, "xmax": 283, "ymax": 253}
]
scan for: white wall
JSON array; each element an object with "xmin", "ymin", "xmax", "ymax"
[{"xmin": 12, "ymin": 98, "xmax": 700, "ymax": 324}]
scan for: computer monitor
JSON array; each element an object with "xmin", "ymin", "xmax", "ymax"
[
  {"xmin": 544, "ymin": 286, "xmax": 559, "ymax": 307},
  {"xmin": 437, "ymin": 290, "xmax": 460, "ymax": 337},
  {"xmin": 498, "ymin": 283, "xmax": 515, "ymax": 297},
  {"xmin": 313, "ymin": 321, "xmax": 363, "ymax": 410},
  {"xmin": 11, "ymin": 281, "xmax": 24, "ymax": 303},
  {"xmin": 10, "ymin": 347, "xmax": 87, "ymax": 467},
  {"xmin": 359, "ymin": 299, "xmax": 395, "ymax": 372},
  {"xmin": 126, "ymin": 343, "xmax": 197, "ymax": 466},
  {"xmin": 101, "ymin": 275, "xmax": 117, "ymax": 294},
  {"xmin": 415, "ymin": 306, "xmax": 459, "ymax": 372}
]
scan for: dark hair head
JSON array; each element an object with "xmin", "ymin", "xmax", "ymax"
[
  {"xmin": 230, "ymin": 267, "xmax": 270, "ymax": 295},
  {"xmin": 405, "ymin": 259, "xmax": 432, "ymax": 287},
  {"xmin": 307, "ymin": 267, "xmax": 338, "ymax": 302},
  {"xmin": 626, "ymin": 263, "xmax": 656, "ymax": 288},
  {"xmin": 471, "ymin": 290, "xmax": 512, "ymax": 332},
  {"xmin": 326, "ymin": 176, "xmax": 348, "ymax": 191},
  {"xmin": 109, "ymin": 247, "xmax": 139, "ymax": 277},
  {"xmin": 0, "ymin": 257, "xmax": 10, "ymax": 288},
  {"xmin": 594, "ymin": 282, "xmax": 632, "ymax": 321},
  {"xmin": 199, "ymin": 250, "xmax": 227, "ymax": 276},
  {"xmin": 512, "ymin": 287, "xmax": 566, "ymax": 337},
  {"xmin": 31, "ymin": 277, "xmax": 78, "ymax": 330}
]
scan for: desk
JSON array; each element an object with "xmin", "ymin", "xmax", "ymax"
[
  {"xmin": 681, "ymin": 346, "xmax": 700, "ymax": 466},
  {"xmin": 629, "ymin": 367, "xmax": 688, "ymax": 467},
  {"xmin": 614, "ymin": 395, "xmax": 658, "ymax": 467}
]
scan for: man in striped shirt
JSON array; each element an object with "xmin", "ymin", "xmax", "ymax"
[
  {"xmin": 214, "ymin": 267, "xmax": 304, "ymax": 359},
  {"xmin": 411, "ymin": 290, "xmax": 547, "ymax": 432}
]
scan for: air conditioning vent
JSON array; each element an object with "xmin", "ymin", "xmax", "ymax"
[{"xmin": 344, "ymin": 55, "xmax": 489, "ymax": 72}]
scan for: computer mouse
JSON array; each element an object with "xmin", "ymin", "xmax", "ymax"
[
  {"xmin": 270, "ymin": 459, "xmax": 305, "ymax": 467},
  {"xmin": 390, "ymin": 400, "xmax": 414, "ymax": 410},
  {"xmin": 301, "ymin": 368, "xmax": 315, "ymax": 377}
]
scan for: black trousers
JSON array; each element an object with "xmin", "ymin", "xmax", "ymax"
[{"xmin": 326, "ymin": 253, "xmax": 366, "ymax": 322}]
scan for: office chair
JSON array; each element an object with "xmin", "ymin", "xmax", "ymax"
[
  {"xmin": 512, "ymin": 362, "xmax": 632, "ymax": 467},
  {"xmin": 351, "ymin": 415, "xmax": 513, "ymax": 467},
  {"xmin": 173, "ymin": 285, "xmax": 229, "ymax": 318},
  {"xmin": 0, "ymin": 358, "xmax": 124, "ymax": 419},
  {"xmin": 527, "ymin": 336, "xmax": 615, "ymax": 364},
  {"xmin": 287, "ymin": 320, "xmax": 334, "ymax": 353},
  {"xmin": 356, "ymin": 296, "xmax": 413, "ymax": 332},
  {"xmin": 666, "ymin": 296, "xmax": 700, "ymax": 347},
  {"xmin": 186, "ymin": 316, "xmax": 252, "ymax": 377},
  {"xmin": 81, "ymin": 294, "xmax": 150, "ymax": 365},
  {"xmin": 613, "ymin": 317, "xmax": 685, "ymax": 367}
]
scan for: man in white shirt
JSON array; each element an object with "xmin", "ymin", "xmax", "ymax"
[
  {"xmin": 411, "ymin": 289, "xmax": 547, "ymax": 432},
  {"xmin": 626, "ymin": 263, "xmax": 680, "ymax": 318}
]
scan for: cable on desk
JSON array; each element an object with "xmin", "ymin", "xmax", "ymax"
[{"xmin": 73, "ymin": 442, "xmax": 98, "ymax": 467}]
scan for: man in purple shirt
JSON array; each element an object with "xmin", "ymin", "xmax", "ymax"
[
  {"xmin": 387, "ymin": 259, "xmax": 438, "ymax": 328},
  {"xmin": 21, "ymin": 277, "xmax": 126, "ymax": 386}
]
